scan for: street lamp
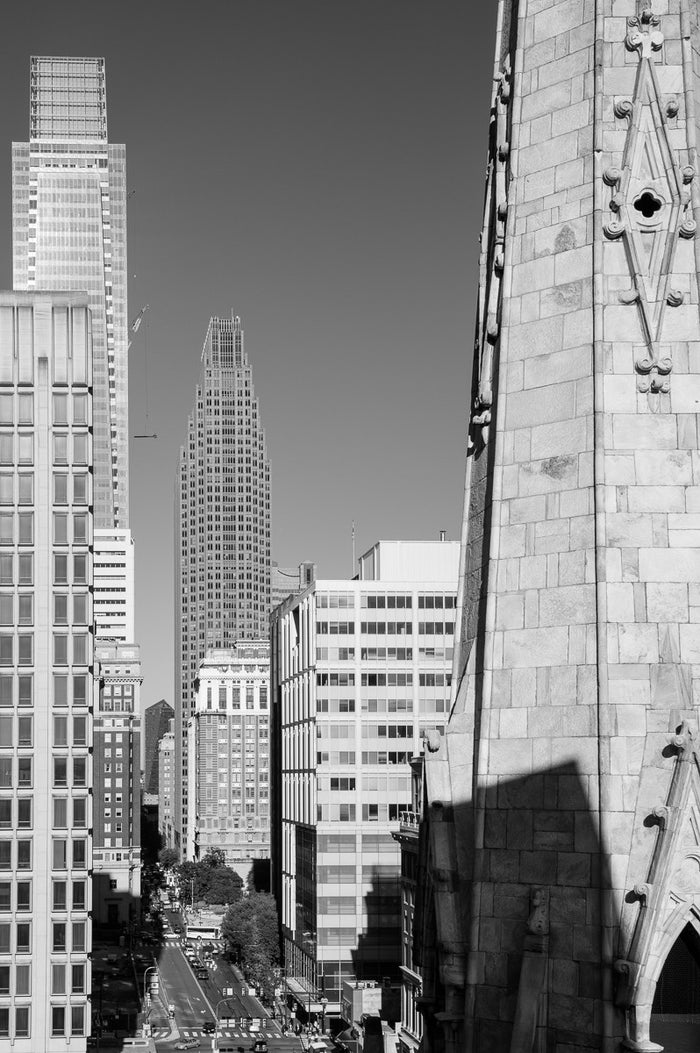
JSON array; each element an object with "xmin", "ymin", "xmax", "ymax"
[
  {"xmin": 143, "ymin": 966, "xmax": 159, "ymax": 1018},
  {"xmin": 213, "ymin": 997, "xmax": 232, "ymax": 1027}
]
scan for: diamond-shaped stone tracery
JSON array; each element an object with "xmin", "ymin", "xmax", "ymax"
[{"xmin": 619, "ymin": 61, "xmax": 683, "ymax": 336}]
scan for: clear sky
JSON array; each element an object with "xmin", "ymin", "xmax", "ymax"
[{"xmin": 0, "ymin": 1, "xmax": 498, "ymax": 709}]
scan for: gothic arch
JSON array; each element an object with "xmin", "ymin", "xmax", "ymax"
[{"xmin": 616, "ymin": 726, "xmax": 700, "ymax": 1050}]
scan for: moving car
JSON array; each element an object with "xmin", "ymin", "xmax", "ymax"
[
  {"xmin": 251, "ymin": 1039, "xmax": 268, "ymax": 1053},
  {"xmin": 175, "ymin": 1041, "xmax": 200, "ymax": 1050},
  {"xmin": 202, "ymin": 1020, "xmax": 216, "ymax": 1034}
]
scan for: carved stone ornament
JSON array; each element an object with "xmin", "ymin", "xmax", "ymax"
[
  {"xmin": 616, "ymin": 722, "xmax": 700, "ymax": 1052},
  {"xmin": 604, "ymin": 7, "xmax": 695, "ymax": 394},
  {"xmin": 526, "ymin": 887, "xmax": 549, "ymax": 937},
  {"xmin": 470, "ymin": 57, "xmax": 512, "ymax": 446}
]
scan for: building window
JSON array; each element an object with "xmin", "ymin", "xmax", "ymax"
[
  {"xmin": 17, "ymin": 799, "xmax": 31, "ymax": 829},
  {"xmin": 71, "ymin": 1005, "xmax": 84, "ymax": 1036},
  {"xmin": 17, "ymin": 635, "xmax": 32, "ymax": 666},
  {"xmin": 16, "ymin": 881, "xmax": 31, "ymax": 911},
  {"xmin": 52, "ymin": 922, "xmax": 66, "ymax": 952},
  {"xmin": 72, "ymin": 921, "xmax": 85, "ymax": 952},
  {"xmin": 52, "ymin": 880, "xmax": 67, "ymax": 910},
  {"xmin": 51, "ymin": 1005, "xmax": 65, "ymax": 1037},
  {"xmin": 16, "ymin": 839, "xmax": 31, "ymax": 870},
  {"xmin": 72, "ymin": 880, "xmax": 86, "ymax": 911},
  {"xmin": 16, "ymin": 922, "xmax": 29, "ymax": 952},
  {"xmin": 18, "ymin": 471, "xmax": 34, "ymax": 504},
  {"xmin": 15, "ymin": 1006, "xmax": 30, "ymax": 1036}
]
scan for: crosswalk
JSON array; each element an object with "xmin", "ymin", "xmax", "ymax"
[{"xmin": 151, "ymin": 1028, "xmax": 279, "ymax": 1039}]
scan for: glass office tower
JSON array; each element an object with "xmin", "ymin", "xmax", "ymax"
[{"xmin": 12, "ymin": 56, "xmax": 128, "ymax": 529}]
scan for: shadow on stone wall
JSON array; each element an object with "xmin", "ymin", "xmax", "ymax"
[
  {"xmin": 417, "ymin": 760, "xmax": 613, "ymax": 1053},
  {"xmin": 350, "ymin": 868, "xmax": 402, "ymax": 1022}
]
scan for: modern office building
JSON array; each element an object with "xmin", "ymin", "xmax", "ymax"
[
  {"xmin": 92, "ymin": 642, "xmax": 141, "ymax": 929},
  {"xmin": 270, "ymin": 539, "xmax": 459, "ymax": 1015},
  {"xmin": 186, "ymin": 643, "xmax": 270, "ymax": 878},
  {"xmin": 93, "ymin": 528, "xmax": 135, "ymax": 643},
  {"xmin": 12, "ymin": 56, "xmax": 129, "ymax": 530},
  {"xmin": 175, "ymin": 313, "xmax": 271, "ymax": 857},
  {"xmin": 271, "ymin": 561, "xmax": 315, "ymax": 612},
  {"xmin": 144, "ymin": 698, "xmax": 174, "ymax": 797},
  {"xmin": 0, "ymin": 292, "xmax": 94, "ymax": 1051},
  {"xmin": 158, "ymin": 720, "xmax": 176, "ymax": 851}
]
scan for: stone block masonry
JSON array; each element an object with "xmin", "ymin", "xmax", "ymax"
[{"xmin": 418, "ymin": 2, "xmax": 700, "ymax": 1052}]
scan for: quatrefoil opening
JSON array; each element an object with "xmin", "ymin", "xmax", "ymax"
[{"xmin": 633, "ymin": 188, "xmax": 663, "ymax": 220}]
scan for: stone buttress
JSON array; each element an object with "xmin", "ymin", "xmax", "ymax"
[{"xmin": 417, "ymin": 2, "xmax": 700, "ymax": 1051}]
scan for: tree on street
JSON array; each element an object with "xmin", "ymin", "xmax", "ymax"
[{"xmin": 221, "ymin": 891, "xmax": 280, "ymax": 1000}]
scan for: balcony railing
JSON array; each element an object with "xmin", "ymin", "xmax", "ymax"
[{"xmin": 399, "ymin": 810, "xmax": 420, "ymax": 831}]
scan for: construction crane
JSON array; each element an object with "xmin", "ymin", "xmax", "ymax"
[
  {"xmin": 128, "ymin": 304, "xmax": 149, "ymax": 350},
  {"xmin": 129, "ymin": 305, "xmax": 157, "ymax": 439}
]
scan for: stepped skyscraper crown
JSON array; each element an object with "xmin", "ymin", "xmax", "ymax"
[{"xmin": 174, "ymin": 313, "xmax": 271, "ymax": 858}]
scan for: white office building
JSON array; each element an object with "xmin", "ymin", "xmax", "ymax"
[
  {"xmin": 187, "ymin": 642, "xmax": 270, "ymax": 879},
  {"xmin": 0, "ymin": 292, "xmax": 95, "ymax": 1051},
  {"xmin": 270, "ymin": 539, "xmax": 459, "ymax": 1016}
]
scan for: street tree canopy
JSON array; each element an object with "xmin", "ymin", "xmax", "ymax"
[
  {"xmin": 174, "ymin": 856, "xmax": 243, "ymax": 907},
  {"xmin": 221, "ymin": 891, "xmax": 280, "ymax": 1000}
]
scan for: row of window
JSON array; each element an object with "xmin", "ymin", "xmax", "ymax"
[
  {"xmin": 316, "ymin": 801, "xmax": 411, "ymax": 822},
  {"xmin": 0, "ymin": 715, "xmax": 32, "ymax": 746},
  {"xmin": 0, "ymin": 633, "xmax": 91, "ymax": 667},
  {"xmin": 0, "ymin": 433, "xmax": 88, "ymax": 466},
  {"xmin": 0, "ymin": 513, "xmax": 34, "ymax": 545},
  {"xmin": 0, "ymin": 961, "xmax": 30, "ymax": 994},
  {"xmin": 51, "ymin": 879, "xmax": 88, "ymax": 910},
  {"xmin": 0, "ymin": 1006, "xmax": 31, "ymax": 1041},
  {"xmin": 0, "ymin": 474, "xmax": 33, "ymax": 504},
  {"xmin": 0, "ymin": 799, "xmax": 31, "ymax": 828},
  {"xmin": 0, "ymin": 881, "xmax": 32, "ymax": 911},
  {"xmin": 0, "ymin": 841, "xmax": 31, "ymax": 870}
]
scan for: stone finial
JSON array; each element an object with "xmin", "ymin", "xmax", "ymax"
[{"xmin": 626, "ymin": 11, "xmax": 664, "ymax": 55}]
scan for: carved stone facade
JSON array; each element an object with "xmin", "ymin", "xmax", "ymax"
[{"xmin": 419, "ymin": 2, "xmax": 700, "ymax": 1051}]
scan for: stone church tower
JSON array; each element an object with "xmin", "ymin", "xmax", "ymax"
[{"xmin": 418, "ymin": 1, "xmax": 700, "ymax": 1050}]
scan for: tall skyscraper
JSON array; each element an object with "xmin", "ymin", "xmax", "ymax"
[
  {"xmin": 9, "ymin": 58, "xmax": 140, "ymax": 1034},
  {"xmin": 12, "ymin": 56, "xmax": 128, "ymax": 529},
  {"xmin": 270, "ymin": 540, "xmax": 458, "ymax": 1016},
  {"xmin": 0, "ymin": 292, "xmax": 94, "ymax": 1052},
  {"xmin": 175, "ymin": 314, "xmax": 271, "ymax": 857}
]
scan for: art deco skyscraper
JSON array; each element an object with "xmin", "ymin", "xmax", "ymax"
[
  {"xmin": 175, "ymin": 314, "xmax": 270, "ymax": 858},
  {"xmin": 12, "ymin": 56, "xmax": 128, "ymax": 529}
]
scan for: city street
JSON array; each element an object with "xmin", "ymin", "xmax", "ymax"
[{"xmin": 150, "ymin": 938, "xmax": 304, "ymax": 1053}]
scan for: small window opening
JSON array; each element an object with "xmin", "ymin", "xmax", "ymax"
[{"xmin": 634, "ymin": 190, "xmax": 663, "ymax": 219}]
